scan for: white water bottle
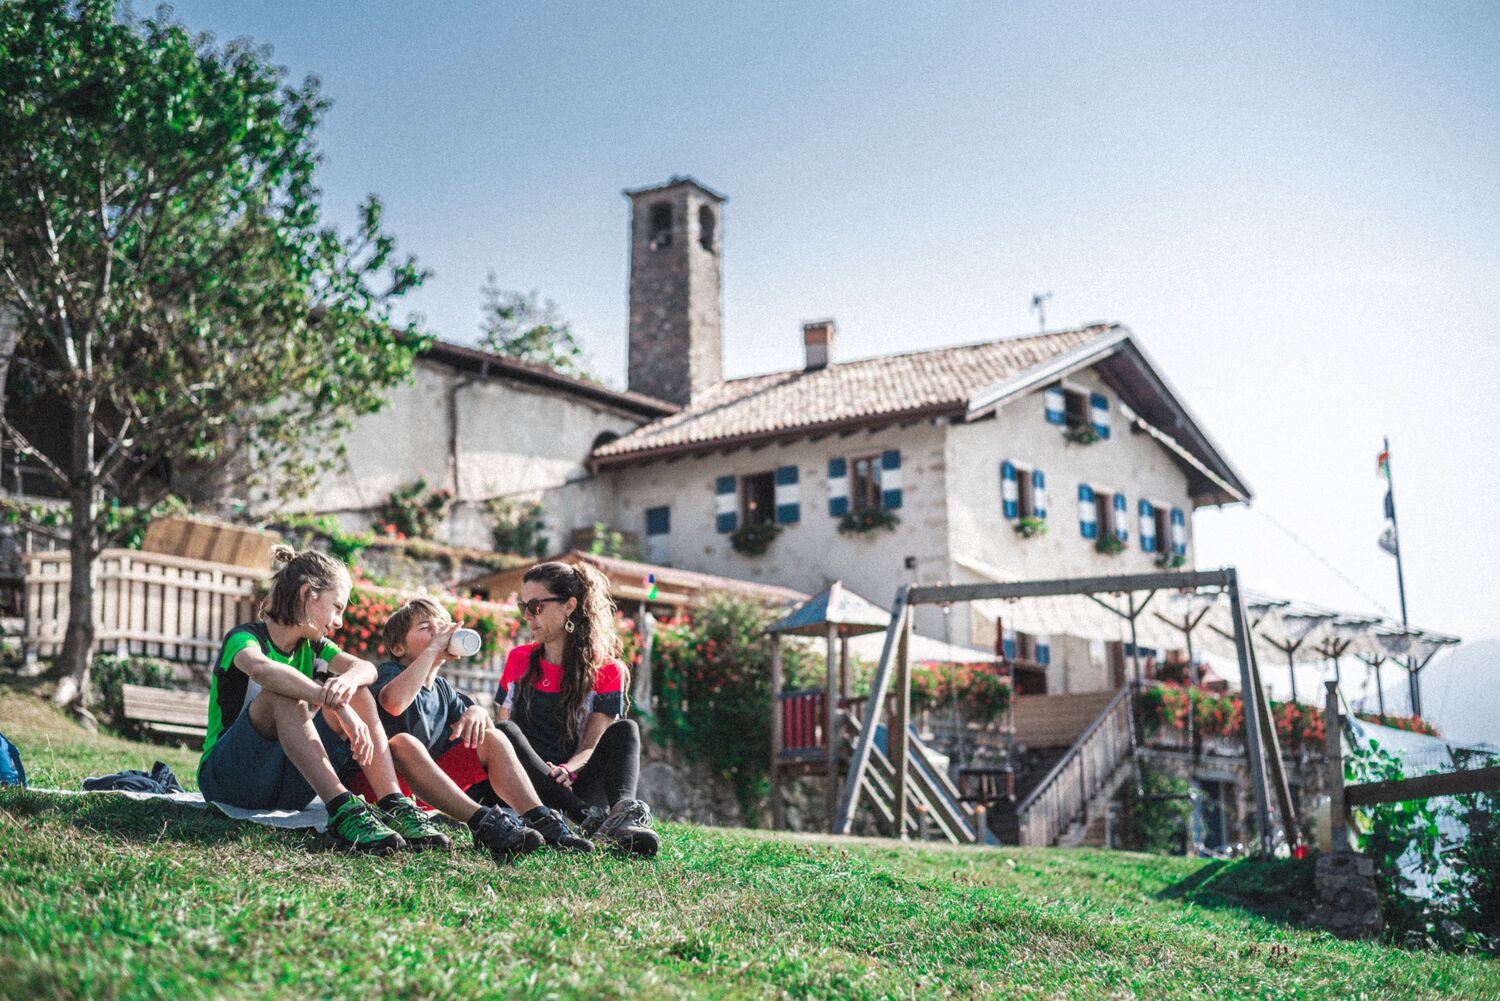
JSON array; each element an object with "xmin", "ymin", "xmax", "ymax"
[{"xmin": 447, "ymin": 628, "xmax": 482, "ymax": 658}]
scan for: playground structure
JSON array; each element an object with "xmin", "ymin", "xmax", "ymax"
[{"xmin": 768, "ymin": 567, "xmax": 1458, "ymax": 851}]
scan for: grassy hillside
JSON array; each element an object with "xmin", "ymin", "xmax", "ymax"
[{"xmin": 1, "ymin": 686, "xmax": 1496, "ymax": 1000}]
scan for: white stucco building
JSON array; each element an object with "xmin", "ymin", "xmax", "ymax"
[{"xmin": 311, "ymin": 176, "xmax": 1252, "ymax": 696}]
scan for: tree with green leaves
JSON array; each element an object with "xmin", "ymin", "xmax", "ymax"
[
  {"xmin": 477, "ymin": 273, "xmax": 591, "ymax": 379},
  {"xmin": 0, "ymin": 1, "xmax": 430, "ymax": 708}
]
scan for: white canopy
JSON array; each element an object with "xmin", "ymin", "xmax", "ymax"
[{"xmin": 953, "ymin": 554, "xmax": 1459, "ymax": 668}]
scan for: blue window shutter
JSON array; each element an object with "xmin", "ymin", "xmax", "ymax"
[
  {"xmin": 714, "ymin": 475, "xmax": 738, "ymax": 534},
  {"xmin": 645, "ymin": 506, "xmax": 671, "ymax": 536},
  {"xmin": 1037, "ymin": 635, "xmax": 1051, "ymax": 665},
  {"xmin": 1171, "ymin": 507, "xmax": 1187, "ymax": 556},
  {"xmin": 1044, "ymin": 387, "xmax": 1067, "ymax": 425},
  {"xmin": 827, "ymin": 457, "xmax": 849, "ymax": 517},
  {"xmin": 1000, "ymin": 460, "xmax": 1018, "ymax": 520},
  {"xmin": 1114, "ymin": 492, "xmax": 1128, "ymax": 542},
  {"xmin": 880, "ymin": 449, "xmax": 903, "ymax": 510},
  {"xmin": 1078, "ymin": 483, "xmax": 1096, "ymax": 539},
  {"xmin": 1032, "ymin": 468, "xmax": 1046, "ymax": 521},
  {"xmin": 1090, "ymin": 392, "xmax": 1110, "ymax": 439},
  {"xmin": 774, "ymin": 465, "xmax": 800, "ymax": 524},
  {"xmin": 1139, "ymin": 499, "xmax": 1155, "ymax": 552}
]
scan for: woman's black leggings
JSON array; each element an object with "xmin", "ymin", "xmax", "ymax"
[{"xmin": 492, "ymin": 718, "xmax": 641, "ymax": 824}]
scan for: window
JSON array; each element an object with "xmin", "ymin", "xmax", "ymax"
[
  {"xmin": 1094, "ymin": 489, "xmax": 1116, "ymax": 538},
  {"xmin": 649, "ymin": 201, "xmax": 672, "ymax": 248},
  {"xmin": 645, "ymin": 506, "xmax": 671, "ymax": 564},
  {"xmin": 849, "ymin": 454, "xmax": 882, "ymax": 510},
  {"xmin": 740, "ymin": 471, "xmax": 776, "ymax": 526},
  {"xmin": 1015, "ymin": 465, "xmax": 1036, "ymax": 518},
  {"xmin": 698, "ymin": 205, "xmax": 715, "ymax": 252},
  {"xmin": 1154, "ymin": 504, "xmax": 1171, "ymax": 552},
  {"xmin": 1063, "ymin": 387, "xmax": 1089, "ymax": 430}
]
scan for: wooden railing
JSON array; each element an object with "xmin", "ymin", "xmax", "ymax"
[
  {"xmin": 25, "ymin": 549, "xmax": 264, "ymax": 664},
  {"xmin": 1014, "ymin": 685, "xmax": 1133, "ymax": 847},
  {"xmin": 778, "ymin": 689, "xmax": 828, "ymax": 755}
]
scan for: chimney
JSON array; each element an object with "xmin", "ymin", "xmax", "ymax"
[{"xmin": 803, "ymin": 319, "xmax": 836, "ymax": 371}]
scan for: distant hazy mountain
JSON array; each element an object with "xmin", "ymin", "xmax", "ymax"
[{"xmin": 1406, "ymin": 637, "xmax": 1500, "ymax": 746}]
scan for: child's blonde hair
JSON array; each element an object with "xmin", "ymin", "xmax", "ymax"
[
  {"xmin": 381, "ymin": 597, "xmax": 451, "ymax": 656},
  {"xmin": 264, "ymin": 545, "xmax": 351, "ymax": 626}
]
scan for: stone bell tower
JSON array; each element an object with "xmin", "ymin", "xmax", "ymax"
[{"xmin": 624, "ymin": 176, "xmax": 725, "ymax": 406}]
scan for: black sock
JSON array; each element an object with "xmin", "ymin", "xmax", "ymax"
[
  {"xmin": 327, "ymin": 791, "xmax": 353, "ymax": 813},
  {"xmin": 523, "ymin": 806, "xmax": 551, "ymax": 824},
  {"xmin": 377, "ymin": 793, "xmax": 406, "ymax": 810}
]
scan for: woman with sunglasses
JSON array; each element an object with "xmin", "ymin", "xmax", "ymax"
[{"xmin": 494, "ymin": 560, "xmax": 659, "ymax": 857}]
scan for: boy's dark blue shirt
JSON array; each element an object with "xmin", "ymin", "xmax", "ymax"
[{"xmin": 370, "ymin": 660, "xmax": 474, "ymax": 757}]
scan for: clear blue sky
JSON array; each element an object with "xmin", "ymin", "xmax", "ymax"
[{"xmin": 171, "ymin": 1, "xmax": 1499, "ymax": 673}]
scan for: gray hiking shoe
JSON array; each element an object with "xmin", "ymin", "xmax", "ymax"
[{"xmin": 596, "ymin": 798, "xmax": 659, "ymax": 858}]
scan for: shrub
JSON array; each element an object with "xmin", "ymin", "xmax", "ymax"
[
  {"xmin": 910, "ymin": 661, "xmax": 1012, "ymax": 722},
  {"xmin": 89, "ymin": 654, "xmax": 180, "ymax": 732},
  {"xmin": 1117, "ymin": 765, "xmax": 1192, "ymax": 854},
  {"xmin": 487, "ymin": 498, "xmax": 549, "ymax": 558},
  {"xmin": 371, "ymin": 478, "xmax": 452, "ymax": 540},
  {"xmin": 650, "ymin": 591, "xmax": 815, "ymax": 820},
  {"xmin": 729, "ymin": 521, "xmax": 781, "ymax": 556}
]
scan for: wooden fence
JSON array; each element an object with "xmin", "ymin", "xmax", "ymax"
[
  {"xmin": 24, "ymin": 551, "xmax": 514, "ymax": 702},
  {"xmin": 1013, "ymin": 684, "xmax": 1133, "ymax": 847},
  {"xmin": 25, "ymin": 549, "xmax": 265, "ymax": 664}
]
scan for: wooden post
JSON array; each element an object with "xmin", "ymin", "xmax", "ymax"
[
  {"xmin": 826, "ymin": 622, "xmax": 839, "ymax": 827},
  {"xmin": 892, "ymin": 606, "xmax": 912, "ymax": 838},
  {"xmin": 1325, "ymin": 680, "xmax": 1347, "ymax": 852},
  {"xmin": 634, "ymin": 602, "xmax": 654, "ymax": 730},
  {"xmin": 1249, "ymin": 636, "xmax": 1300, "ymax": 847},
  {"xmin": 770, "ymin": 636, "xmax": 785, "ymax": 831},
  {"xmin": 1227, "ymin": 572, "xmax": 1274, "ymax": 852},
  {"xmin": 839, "ymin": 635, "xmax": 850, "ymax": 702}
]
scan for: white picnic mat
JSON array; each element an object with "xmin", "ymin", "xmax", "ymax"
[{"xmin": 38, "ymin": 787, "xmax": 330, "ymax": 831}]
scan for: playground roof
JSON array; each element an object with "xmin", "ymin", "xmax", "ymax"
[{"xmin": 766, "ymin": 581, "xmax": 891, "ymax": 637}]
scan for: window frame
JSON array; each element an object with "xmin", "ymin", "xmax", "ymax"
[
  {"xmin": 848, "ymin": 453, "xmax": 883, "ymax": 511},
  {"xmin": 1093, "ymin": 488, "xmax": 1116, "ymax": 539},
  {"xmin": 740, "ymin": 471, "xmax": 777, "ymax": 527}
]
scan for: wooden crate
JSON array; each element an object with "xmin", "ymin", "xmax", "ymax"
[{"xmin": 142, "ymin": 516, "xmax": 281, "ymax": 570}]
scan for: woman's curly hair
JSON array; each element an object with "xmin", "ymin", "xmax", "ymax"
[{"xmin": 517, "ymin": 560, "xmax": 626, "ymax": 740}]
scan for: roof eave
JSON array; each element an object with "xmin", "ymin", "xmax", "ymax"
[{"xmin": 590, "ymin": 400, "xmax": 966, "ymax": 471}]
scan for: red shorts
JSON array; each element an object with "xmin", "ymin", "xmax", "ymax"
[{"xmin": 347, "ymin": 741, "xmax": 490, "ymax": 810}]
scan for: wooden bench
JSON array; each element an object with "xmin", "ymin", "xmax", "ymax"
[{"xmin": 121, "ymin": 683, "xmax": 209, "ymax": 740}]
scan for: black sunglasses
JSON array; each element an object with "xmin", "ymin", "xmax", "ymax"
[{"xmin": 518, "ymin": 596, "xmax": 568, "ymax": 617}]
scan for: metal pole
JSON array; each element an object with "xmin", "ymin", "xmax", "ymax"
[
  {"xmin": 1128, "ymin": 592, "xmax": 1141, "ymax": 687},
  {"xmin": 1384, "ymin": 435, "xmax": 1416, "ymax": 716},
  {"xmin": 1185, "ymin": 619, "xmax": 1197, "ymax": 755},
  {"xmin": 1286, "ymin": 648, "xmax": 1298, "ymax": 705},
  {"xmin": 1374, "ymin": 660, "xmax": 1386, "ymax": 716},
  {"xmin": 1227, "ymin": 571, "xmax": 1273, "ymax": 852}
]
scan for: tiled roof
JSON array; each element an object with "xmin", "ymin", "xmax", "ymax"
[{"xmin": 592, "ymin": 324, "xmax": 1117, "ymax": 464}]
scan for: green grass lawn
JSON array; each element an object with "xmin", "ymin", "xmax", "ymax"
[{"xmin": 2, "ymin": 685, "xmax": 1496, "ymax": 1000}]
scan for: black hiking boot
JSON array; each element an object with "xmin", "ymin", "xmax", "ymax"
[
  {"xmin": 470, "ymin": 806, "xmax": 544, "ymax": 860},
  {"xmin": 524, "ymin": 807, "xmax": 595, "ymax": 853}
]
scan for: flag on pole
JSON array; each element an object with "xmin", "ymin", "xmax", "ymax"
[
  {"xmin": 1377, "ymin": 449, "xmax": 1390, "ymax": 479},
  {"xmin": 644, "ymin": 573, "xmax": 657, "ymax": 601},
  {"xmin": 1384, "ymin": 490, "xmax": 1394, "ymax": 520},
  {"xmin": 1378, "ymin": 524, "xmax": 1398, "ymax": 557}
]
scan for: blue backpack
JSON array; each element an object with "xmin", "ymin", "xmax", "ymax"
[{"xmin": 0, "ymin": 730, "xmax": 25, "ymax": 788}]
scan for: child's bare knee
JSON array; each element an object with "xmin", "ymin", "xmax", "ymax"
[{"xmin": 388, "ymin": 732, "xmax": 421, "ymax": 759}]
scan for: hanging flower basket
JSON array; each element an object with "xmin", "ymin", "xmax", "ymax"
[
  {"xmin": 838, "ymin": 505, "xmax": 900, "ymax": 536},
  {"xmin": 1155, "ymin": 552, "xmax": 1185, "ymax": 569},
  {"xmin": 1095, "ymin": 534, "xmax": 1125, "ymax": 556},
  {"xmin": 729, "ymin": 521, "xmax": 781, "ymax": 556},
  {"xmin": 1064, "ymin": 424, "xmax": 1101, "ymax": 445},
  {"xmin": 1014, "ymin": 516, "xmax": 1047, "ymax": 539}
]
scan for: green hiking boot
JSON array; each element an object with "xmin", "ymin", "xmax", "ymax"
[
  {"xmin": 327, "ymin": 795, "xmax": 406, "ymax": 855},
  {"xmin": 376, "ymin": 794, "xmax": 453, "ymax": 851}
]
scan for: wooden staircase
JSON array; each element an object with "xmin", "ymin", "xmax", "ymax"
[{"xmin": 996, "ymin": 686, "xmax": 1135, "ymax": 847}]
